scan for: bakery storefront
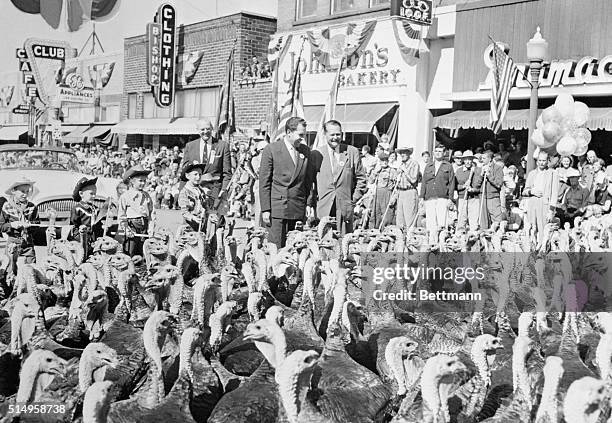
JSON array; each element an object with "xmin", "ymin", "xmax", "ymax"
[
  {"xmin": 271, "ymin": 8, "xmax": 456, "ymax": 156},
  {"xmin": 434, "ymin": 0, "xmax": 612, "ymax": 159}
]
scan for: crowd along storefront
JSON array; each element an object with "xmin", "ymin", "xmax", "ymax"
[
  {"xmin": 433, "ymin": 0, "xmax": 612, "ymax": 159},
  {"xmin": 270, "ymin": 1, "xmax": 458, "ymax": 156},
  {"xmin": 114, "ymin": 11, "xmax": 277, "ymax": 149}
]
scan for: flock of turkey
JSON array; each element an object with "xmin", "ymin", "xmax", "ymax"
[{"xmin": 0, "ymin": 215, "xmax": 612, "ymax": 423}]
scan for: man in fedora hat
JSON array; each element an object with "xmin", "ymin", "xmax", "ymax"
[
  {"xmin": 118, "ymin": 165, "xmax": 154, "ymax": 256},
  {"xmin": 310, "ymin": 119, "xmax": 367, "ymax": 235},
  {"xmin": 454, "ymin": 150, "xmax": 482, "ymax": 232},
  {"xmin": 181, "ymin": 119, "xmax": 232, "ymax": 221},
  {"xmin": 395, "ymin": 146, "xmax": 420, "ymax": 229},
  {"xmin": 69, "ymin": 176, "xmax": 102, "ymax": 258},
  {"xmin": 0, "ymin": 177, "xmax": 39, "ymax": 284}
]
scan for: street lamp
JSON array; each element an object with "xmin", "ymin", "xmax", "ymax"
[{"xmin": 526, "ymin": 27, "xmax": 548, "ymax": 173}]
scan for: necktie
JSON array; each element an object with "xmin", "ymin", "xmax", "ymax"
[
  {"xmin": 289, "ymin": 145, "xmax": 296, "ymax": 165},
  {"xmin": 331, "ymin": 151, "xmax": 339, "ymax": 174},
  {"xmin": 202, "ymin": 142, "xmax": 207, "ymax": 163}
]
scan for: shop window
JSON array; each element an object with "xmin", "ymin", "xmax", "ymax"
[
  {"xmin": 174, "ymin": 87, "xmax": 221, "ymax": 118},
  {"xmin": 332, "ymin": 0, "xmax": 355, "ymax": 13},
  {"xmin": 143, "ymin": 93, "xmax": 171, "ymax": 119},
  {"xmin": 127, "ymin": 93, "xmax": 137, "ymax": 119},
  {"xmin": 101, "ymin": 105, "xmax": 120, "ymax": 122},
  {"xmin": 296, "ymin": 0, "xmax": 317, "ymax": 19},
  {"xmin": 370, "ymin": 0, "xmax": 389, "ymax": 6}
]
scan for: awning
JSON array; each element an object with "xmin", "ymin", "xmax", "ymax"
[
  {"xmin": 82, "ymin": 124, "xmax": 114, "ymax": 139},
  {"xmin": 62, "ymin": 126, "xmax": 91, "ymax": 144},
  {"xmin": 434, "ymin": 107, "xmax": 612, "ymax": 131},
  {"xmin": 111, "ymin": 118, "xmax": 203, "ymax": 135},
  {"xmin": 0, "ymin": 125, "xmax": 28, "ymax": 140},
  {"xmin": 303, "ymin": 103, "xmax": 396, "ymax": 132}
]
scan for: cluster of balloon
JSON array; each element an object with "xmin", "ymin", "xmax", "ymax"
[{"xmin": 531, "ymin": 93, "xmax": 592, "ymax": 158}]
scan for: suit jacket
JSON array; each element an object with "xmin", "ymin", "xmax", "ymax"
[
  {"xmin": 420, "ymin": 160, "xmax": 455, "ymax": 200},
  {"xmin": 259, "ymin": 139, "xmax": 315, "ymax": 220},
  {"xmin": 310, "ymin": 143, "xmax": 367, "ymax": 219},
  {"xmin": 181, "ymin": 137, "xmax": 232, "ymax": 191},
  {"xmin": 480, "ymin": 162, "xmax": 504, "ymax": 199},
  {"xmin": 524, "ymin": 168, "xmax": 559, "ymax": 208}
]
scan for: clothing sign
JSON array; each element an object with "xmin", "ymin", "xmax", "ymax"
[
  {"xmin": 390, "ymin": 0, "xmax": 433, "ymax": 26},
  {"xmin": 147, "ymin": 23, "xmax": 161, "ymax": 86},
  {"xmin": 148, "ymin": 3, "xmax": 176, "ymax": 108}
]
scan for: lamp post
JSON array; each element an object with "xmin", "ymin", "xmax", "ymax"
[{"xmin": 526, "ymin": 27, "xmax": 548, "ymax": 174}]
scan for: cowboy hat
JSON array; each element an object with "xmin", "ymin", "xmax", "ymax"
[
  {"xmin": 453, "ymin": 150, "xmax": 463, "ymax": 158},
  {"xmin": 122, "ymin": 165, "xmax": 151, "ymax": 183},
  {"xmin": 461, "ymin": 150, "xmax": 475, "ymax": 159},
  {"xmin": 377, "ymin": 151, "xmax": 390, "ymax": 161},
  {"xmin": 72, "ymin": 176, "xmax": 98, "ymax": 202},
  {"xmin": 566, "ymin": 168, "xmax": 580, "ymax": 178},
  {"xmin": 5, "ymin": 177, "xmax": 35, "ymax": 195},
  {"xmin": 180, "ymin": 160, "xmax": 207, "ymax": 182},
  {"xmin": 396, "ymin": 147, "xmax": 414, "ymax": 155}
]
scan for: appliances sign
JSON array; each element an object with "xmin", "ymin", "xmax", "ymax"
[{"xmin": 147, "ymin": 4, "xmax": 176, "ymax": 107}]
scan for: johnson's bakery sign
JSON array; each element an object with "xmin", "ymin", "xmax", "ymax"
[{"xmin": 479, "ymin": 43, "xmax": 612, "ymax": 90}]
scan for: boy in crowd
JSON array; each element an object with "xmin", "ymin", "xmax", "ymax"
[
  {"xmin": 178, "ymin": 160, "xmax": 208, "ymax": 231},
  {"xmin": 0, "ymin": 178, "xmax": 39, "ymax": 284},
  {"xmin": 118, "ymin": 165, "xmax": 154, "ymax": 256},
  {"xmin": 69, "ymin": 177, "xmax": 102, "ymax": 258}
]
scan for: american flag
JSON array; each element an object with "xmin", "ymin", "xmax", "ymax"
[
  {"xmin": 275, "ymin": 47, "xmax": 305, "ymax": 140},
  {"xmin": 490, "ymin": 41, "xmax": 518, "ymax": 134},
  {"xmin": 216, "ymin": 47, "xmax": 236, "ymax": 137}
]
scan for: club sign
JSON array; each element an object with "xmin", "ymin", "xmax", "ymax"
[
  {"xmin": 390, "ymin": 0, "xmax": 433, "ymax": 26},
  {"xmin": 147, "ymin": 4, "xmax": 176, "ymax": 107}
]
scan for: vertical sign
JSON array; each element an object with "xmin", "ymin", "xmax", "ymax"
[
  {"xmin": 390, "ymin": 0, "xmax": 433, "ymax": 26},
  {"xmin": 147, "ymin": 23, "xmax": 161, "ymax": 86},
  {"xmin": 147, "ymin": 3, "xmax": 176, "ymax": 107}
]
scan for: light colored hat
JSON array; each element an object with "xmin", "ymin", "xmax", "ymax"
[
  {"xmin": 461, "ymin": 150, "xmax": 475, "ymax": 159},
  {"xmin": 566, "ymin": 168, "xmax": 580, "ymax": 178},
  {"xmin": 6, "ymin": 177, "xmax": 35, "ymax": 195},
  {"xmin": 453, "ymin": 150, "xmax": 463, "ymax": 158}
]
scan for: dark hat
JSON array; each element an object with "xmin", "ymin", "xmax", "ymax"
[
  {"xmin": 377, "ymin": 151, "xmax": 390, "ymax": 161},
  {"xmin": 72, "ymin": 177, "xmax": 98, "ymax": 201},
  {"xmin": 122, "ymin": 165, "xmax": 151, "ymax": 183},
  {"xmin": 180, "ymin": 160, "xmax": 207, "ymax": 182},
  {"xmin": 396, "ymin": 147, "xmax": 413, "ymax": 155}
]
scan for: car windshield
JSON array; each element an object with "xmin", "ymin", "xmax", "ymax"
[{"xmin": 0, "ymin": 149, "xmax": 79, "ymax": 171}]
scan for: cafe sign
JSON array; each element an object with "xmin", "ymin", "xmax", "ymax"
[
  {"xmin": 147, "ymin": 3, "xmax": 176, "ymax": 107},
  {"xmin": 479, "ymin": 43, "xmax": 612, "ymax": 90},
  {"xmin": 390, "ymin": 0, "xmax": 433, "ymax": 26}
]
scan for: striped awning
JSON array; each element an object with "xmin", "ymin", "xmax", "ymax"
[
  {"xmin": 0, "ymin": 125, "xmax": 28, "ymax": 140},
  {"xmin": 303, "ymin": 103, "xmax": 396, "ymax": 132},
  {"xmin": 82, "ymin": 124, "xmax": 114, "ymax": 138},
  {"xmin": 434, "ymin": 108, "xmax": 612, "ymax": 131},
  {"xmin": 62, "ymin": 126, "xmax": 91, "ymax": 144}
]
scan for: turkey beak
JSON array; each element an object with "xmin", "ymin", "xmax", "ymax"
[
  {"xmin": 102, "ymin": 353, "xmax": 120, "ymax": 368},
  {"xmin": 50, "ymin": 359, "xmax": 67, "ymax": 375},
  {"xmin": 243, "ymin": 324, "xmax": 262, "ymax": 342}
]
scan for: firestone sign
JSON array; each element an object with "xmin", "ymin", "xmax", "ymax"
[
  {"xmin": 147, "ymin": 4, "xmax": 176, "ymax": 108},
  {"xmin": 479, "ymin": 43, "xmax": 612, "ymax": 90}
]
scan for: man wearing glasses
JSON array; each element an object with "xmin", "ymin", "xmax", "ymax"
[{"xmin": 181, "ymin": 119, "xmax": 232, "ymax": 233}]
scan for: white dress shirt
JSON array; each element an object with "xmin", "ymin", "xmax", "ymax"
[
  {"xmin": 284, "ymin": 138, "xmax": 297, "ymax": 165},
  {"xmin": 199, "ymin": 138, "xmax": 213, "ymax": 163}
]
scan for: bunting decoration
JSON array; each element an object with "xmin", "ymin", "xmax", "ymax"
[
  {"xmin": 267, "ymin": 34, "xmax": 293, "ymax": 72},
  {"xmin": 313, "ymin": 61, "xmax": 343, "ymax": 149},
  {"xmin": 276, "ymin": 53, "xmax": 305, "ymax": 140},
  {"xmin": 177, "ymin": 51, "xmax": 204, "ymax": 86},
  {"xmin": 87, "ymin": 62, "xmax": 115, "ymax": 89},
  {"xmin": 0, "ymin": 86, "xmax": 15, "ymax": 109},
  {"xmin": 307, "ymin": 20, "xmax": 377, "ymax": 69},
  {"xmin": 391, "ymin": 18, "xmax": 423, "ymax": 66},
  {"xmin": 10, "ymin": 0, "xmax": 121, "ymax": 32}
]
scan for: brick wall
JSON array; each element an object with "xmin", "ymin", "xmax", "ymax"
[{"xmin": 121, "ymin": 12, "xmax": 277, "ymax": 137}]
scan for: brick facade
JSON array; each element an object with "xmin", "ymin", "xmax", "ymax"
[{"xmin": 121, "ymin": 12, "xmax": 276, "ymax": 147}]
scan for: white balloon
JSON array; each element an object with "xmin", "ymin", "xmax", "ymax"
[
  {"xmin": 573, "ymin": 127, "xmax": 592, "ymax": 144},
  {"xmin": 542, "ymin": 122, "xmax": 561, "ymax": 143},
  {"xmin": 556, "ymin": 135, "xmax": 578, "ymax": 156},
  {"xmin": 532, "ymin": 128, "xmax": 555, "ymax": 148},
  {"xmin": 555, "ymin": 93, "xmax": 575, "ymax": 119},
  {"xmin": 573, "ymin": 102, "xmax": 590, "ymax": 127},
  {"xmin": 541, "ymin": 106, "xmax": 563, "ymax": 125},
  {"xmin": 536, "ymin": 114, "xmax": 544, "ymax": 129},
  {"xmin": 574, "ymin": 142, "xmax": 588, "ymax": 156}
]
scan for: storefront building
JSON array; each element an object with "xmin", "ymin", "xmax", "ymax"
[
  {"xmin": 273, "ymin": 0, "xmax": 459, "ymax": 155},
  {"xmin": 115, "ymin": 12, "xmax": 277, "ymax": 149},
  {"xmin": 0, "ymin": 49, "xmax": 122, "ymax": 146},
  {"xmin": 434, "ymin": 0, "xmax": 612, "ymax": 158}
]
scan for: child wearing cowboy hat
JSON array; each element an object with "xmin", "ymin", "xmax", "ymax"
[
  {"xmin": 178, "ymin": 160, "xmax": 208, "ymax": 231},
  {"xmin": 0, "ymin": 177, "xmax": 40, "ymax": 285},
  {"xmin": 69, "ymin": 176, "xmax": 102, "ymax": 259},
  {"xmin": 117, "ymin": 165, "xmax": 154, "ymax": 256}
]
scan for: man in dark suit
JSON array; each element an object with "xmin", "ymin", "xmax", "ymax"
[
  {"xmin": 310, "ymin": 120, "xmax": 367, "ymax": 235},
  {"xmin": 480, "ymin": 149, "xmax": 505, "ymax": 229},
  {"xmin": 259, "ymin": 116, "xmax": 315, "ymax": 248},
  {"xmin": 181, "ymin": 119, "xmax": 232, "ymax": 230},
  {"xmin": 420, "ymin": 144, "xmax": 455, "ymax": 243}
]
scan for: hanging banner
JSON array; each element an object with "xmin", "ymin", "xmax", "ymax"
[
  {"xmin": 307, "ymin": 20, "xmax": 377, "ymax": 69},
  {"xmin": 146, "ymin": 3, "xmax": 176, "ymax": 107},
  {"xmin": 390, "ymin": 0, "xmax": 433, "ymax": 26},
  {"xmin": 177, "ymin": 50, "xmax": 204, "ymax": 86}
]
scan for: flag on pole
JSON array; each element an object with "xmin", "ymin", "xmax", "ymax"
[
  {"xmin": 489, "ymin": 40, "xmax": 518, "ymax": 134},
  {"xmin": 268, "ymin": 34, "xmax": 294, "ymax": 142},
  {"xmin": 313, "ymin": 60, "xmax": 343, "ymax": 149},
  {"xmin": 275, "ymin": 40, "xmax": 306, "ymax": 140},
  {"xmin": 216, "ymin": 46, "xmax": 236, "ymax": 137}
]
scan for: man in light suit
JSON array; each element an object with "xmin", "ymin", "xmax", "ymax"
[
  {"xmin": 259, "ymin": 117, "xmax": 315, "ymax": 248},
  {"xmin": 523, "ymin": 151, "xmax": 559, "ymax": 243},
  {"xmin": 310, "ymin": 120, "xmax": 367, "ymax": 235},
  {"xmin": 181, "ymin": 119, "xmax": 232, "ymax": 231}
]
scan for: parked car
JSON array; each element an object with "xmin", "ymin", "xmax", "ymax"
[{"xmin": 0, "ymin": 144, "xmax": 121, "ymax": 244}]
